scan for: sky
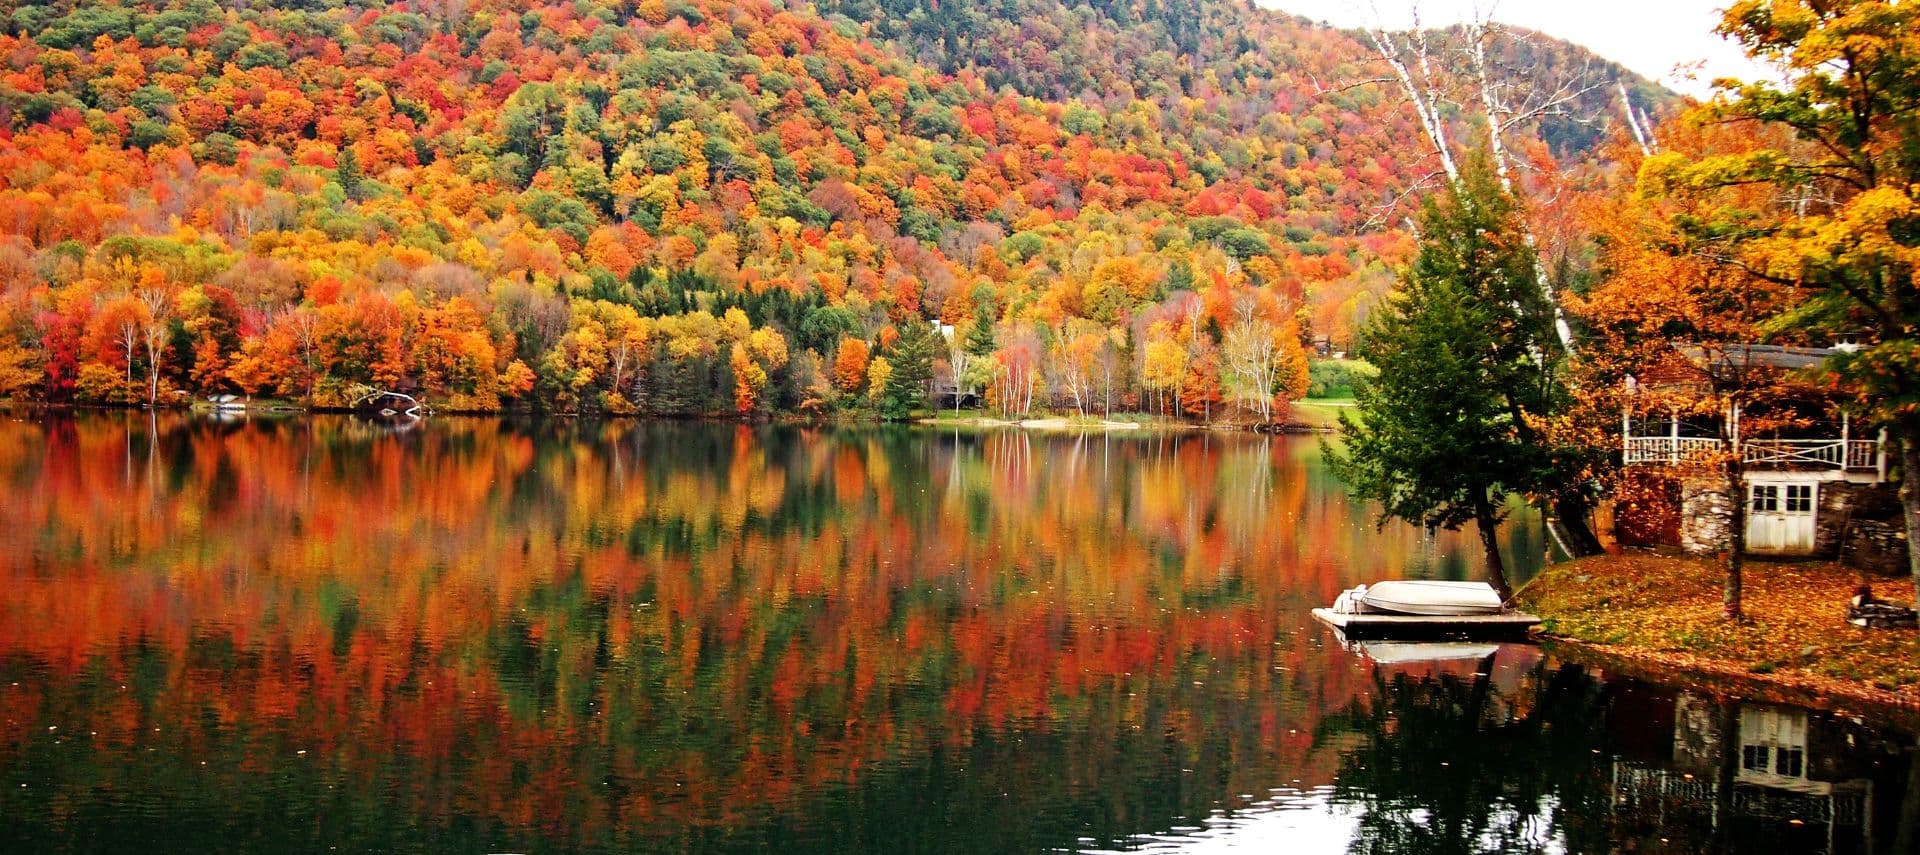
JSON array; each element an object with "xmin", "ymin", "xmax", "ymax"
[{"xmin": 1256, "ymin": 1, "xmax": 1774, "ymax": 98}]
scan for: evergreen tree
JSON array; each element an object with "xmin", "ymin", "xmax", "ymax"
[
  {"xmin": 883, "ymin": 318, "xmax": 936, "ymax": 419},
  {"xmin": 336, "ymin": 146, "xmax": 364, "ymax": 201},
  {"xmin": 964, "ymin": 304, "xmax": 997, "ymax": 357},
  {"xmin": 1324, "ymin": 159, "xmax": 1560, "ymax": 600}
]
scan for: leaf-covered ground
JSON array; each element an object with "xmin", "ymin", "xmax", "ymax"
[{"xmin": 1519, "ymin": 553, "xmax": 1920, "ymax": 707}]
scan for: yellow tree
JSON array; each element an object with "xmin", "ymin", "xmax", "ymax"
[
  {"xmin": 1141, "ymin": 321, "xmax": 1188, "ymax": 418},
  {"xmin": 732, "ymin": 327, "xmax": 789, "ymax": 415},
  {"xmin": 1221, "ymin": 290, "xmax": 1308, "ymax": 425},
  {"xmin": 1687, "ymin": 0, "xmax": 1920, "ymax": 602}
]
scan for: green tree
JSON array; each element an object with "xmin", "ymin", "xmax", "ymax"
[
  {"xmin": 882, "ymin": 319, "xmax": 936, "ymax": 420},
  {"xmin": 964, "ymin": 304, "xmax": 997, "ymax": 357},
  {"xmin": 336, "ymin": 147, "xmax": 364, "ymax": 201},
  {"xmin": 1324, "ymin": 159, "xmax": 1561, "ymax": 600}
]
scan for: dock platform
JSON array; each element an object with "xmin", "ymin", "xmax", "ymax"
[{"xmin": 1311, "ymin": 608, "xmax": 1541, "ymax": 640}]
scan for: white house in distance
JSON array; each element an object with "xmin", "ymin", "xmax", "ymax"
[{"xmin": 1615, "ymin": 344, "xmax": 1906, "ymax": 568}]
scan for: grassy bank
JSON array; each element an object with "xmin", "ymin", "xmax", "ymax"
[
  {"xmin": 1287, "ymin": 398, "xmax": 1353, "ymax": 431},
  {"xmin": 1519, "ymin": 553, "xmax": 1920, "ymax": 713}
]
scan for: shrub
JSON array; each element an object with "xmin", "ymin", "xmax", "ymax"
[{"xmin": 1306, "ymin": 358, "xmax": 1376, "ymax": 398}]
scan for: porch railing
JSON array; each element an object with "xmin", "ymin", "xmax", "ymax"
[
  {"xmin": 1623, "ymin": 437, "xmax": 1721, "ymax": 466},
  {"xmin": 1624, "ymin": 436, "xmax": 1882, "ymax": 473}
]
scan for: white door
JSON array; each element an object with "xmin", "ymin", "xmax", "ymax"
[{"xmin": 1746, "ymin": 481, "xmax": 1817, "ymax": 554}]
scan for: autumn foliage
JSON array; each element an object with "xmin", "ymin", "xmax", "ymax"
[{"xmin": 0, "ymin": 0, "xmax": 1647, "ymax": 420}]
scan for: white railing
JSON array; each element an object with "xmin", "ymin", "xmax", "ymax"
[
  {"xmin": 1625, "ymin": 436, "xmax": 1882, "ymax": 473},
  {"xmin": 1743, "ymin": 439, "xmax": 1837, "ymax": 468},
  {"xmin": 1624, "ymin": 437, "xmax": 1723, "ymax": 466},
  {"xmin": 1845, "ymin": 439, "xmax": 1880, "ymax": 470}
]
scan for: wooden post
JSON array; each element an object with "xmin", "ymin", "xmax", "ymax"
[
  {"xmin": 1842, "ymin": 411, "xmax": 1851, "ymax": 471},
  {"xmin": 1879, "ymin": 427, "xmax": 1889, "ymax": 483},
  {"xmin": 1671, "ymin": 409, "xmax": 1681, "ymax": 463}
]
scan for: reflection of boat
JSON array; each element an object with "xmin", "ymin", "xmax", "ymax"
[
  {"xmin": 1345, "ymin": 640, "xmax": 1502, "ymax": 664},
  {"xmin": 1360, "ymin": 580, "xmax": 1504, "ymax": 616}
]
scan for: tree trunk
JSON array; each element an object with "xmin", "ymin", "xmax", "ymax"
[
  {"xmin": 1724, "ymin": 457, "xmax": 1747, "ymax": 621},
  {"xmin": 1712, "ymin": 698, "xmax": 1739, "ymax": 855},
  {"xmin": 1472, "ymin": 490, "xmax": 1515, "ymax": 603},
  {"xmin": 1900, "ymin": 415, "xmax": 1920, "ymax": 607},
  {"xmin": 146, "ymin": 350, "xmax": 160, "ymax": 406},
  {"xmin": 1551, "ymin": 492, "xmax": 1606, "ymax": 557}
]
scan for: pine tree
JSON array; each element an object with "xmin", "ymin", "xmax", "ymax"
[
  {"xmin": 1324, "ymin": 158, "xmax": 1559, "ymax": 601},
  {"xmin": 964, "ymin": 304, "xmax": 997, "ymax": 357},
  {"xmin": 883, "ymin": 318, "xmax": 936, "ymax": 420},
  {"xmin": 336, "ymin": 146, "xmax": 364, "ymax": 201}
]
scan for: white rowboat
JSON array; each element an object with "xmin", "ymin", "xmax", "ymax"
[{"xmin": 1359, "ymin": 580, "xmax": 1505, "ymax": 616}]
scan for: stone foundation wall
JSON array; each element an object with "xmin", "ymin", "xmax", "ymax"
[
  {"xmin": 1678, "ymin": 480, "xmax": 1733, "ymax": 555},
  {"xmin": 1836, "ymin": 483, "xmax": 1910, "ymax": 576},
  {"xmin": 1669, "ymin": 475, "xmax": 1910, "ymax": 571},
  {"xmin": 1813, "ymin": 481, "xmax": 1863, "ymax": 557},
  {"xmin": 1845, "ymin": 520, "xmax": 1911, "ymax": 577}
]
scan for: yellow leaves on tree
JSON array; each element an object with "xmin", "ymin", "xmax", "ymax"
[
  {"xmin": 732, "ymin": 327, "xmax": 789, "ymax": 414},
  {"xmin": 0, "ymin": 331, "xmax": 41, "ymax": 399},
  {"xmin": 501, "ymin": 360, "xmax": 537, "ymax": 399},
  {"xmin": 865, "ymin": 356, "xmax": 893, "ymax": 401}
]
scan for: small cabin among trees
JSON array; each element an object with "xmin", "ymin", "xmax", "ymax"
[{"xmin": 1615, "ymin": 345, "xmax": 1906, "ymax": 570}]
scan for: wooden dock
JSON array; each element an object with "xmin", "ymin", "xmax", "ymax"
[{"xmin": 1311, "ymin": 608, "xmax": 1541, "ymax": 640}]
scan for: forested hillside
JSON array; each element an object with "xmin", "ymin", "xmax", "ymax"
[{"xmin": 0, "ymin": 0, "xmax": 1668, "ymax": 417}]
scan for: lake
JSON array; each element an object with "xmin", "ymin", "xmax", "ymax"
[{"xmin": 0, "ymin": 413, "xmax": 1913, "ymax": 853}]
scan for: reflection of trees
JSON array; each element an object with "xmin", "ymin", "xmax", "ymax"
[
  {"xmin": 1318, "ymin": 657, "xmax": 1614, "ymax": 854},
  {"xmin": 0, "ymin": 415, "xmax": 1558, "ymax": 851}
]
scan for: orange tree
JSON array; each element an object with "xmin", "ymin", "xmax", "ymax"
[{"xmin": 1575, "ymin": 116, "xmax": 1809, "ymax": 620}]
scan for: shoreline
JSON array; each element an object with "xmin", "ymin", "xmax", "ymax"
[
  {"xmin": 4, "ymin": 400, "xmax": 1337, "ymax": 433},
  {"xmin": 914, "ymin": 415, "xmax": 1334, "ymax": 433},
  {"xmin": 1537, "ymin": 636, "xmax": 1920, "ymax": 729},
  {"xmin": 1518, "ymin": 552, "xmax": 1920, "ymax": 724}
]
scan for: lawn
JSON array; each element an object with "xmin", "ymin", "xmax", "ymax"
[{"xmin": 1288, "ymin": 398, "xmax": 1354, "ymax": 430}]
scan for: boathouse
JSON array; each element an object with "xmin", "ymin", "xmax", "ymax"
[{"xmin": 1614, "ymin": 344, "xmax": 1907, "ymax": 570}]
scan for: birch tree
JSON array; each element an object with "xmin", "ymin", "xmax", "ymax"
[
  {"xmin": 1362, "ymin": 3, "xmax": 1603, "ymax": 351},
  {"xmin": 1221, "ymin": 291, "xmax": 1308, "ymax": 426},
  {"xmin": 137, "ymin": 285, "xmax": 172, "ymax": 406}
]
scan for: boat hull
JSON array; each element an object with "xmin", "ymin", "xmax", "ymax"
[{"xmin": 1359, "ymin": 580, "xmax": 1504, "ymax": 616}]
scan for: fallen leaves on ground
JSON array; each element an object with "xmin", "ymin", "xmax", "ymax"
[{"xmin": 1518, "ymin": 553, "xmax": 1920, "ymax": 703}]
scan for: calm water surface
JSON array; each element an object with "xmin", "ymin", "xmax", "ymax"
[{"xmin": 0, "ymin": 414, "xmax": 1913, "ymax": 853}]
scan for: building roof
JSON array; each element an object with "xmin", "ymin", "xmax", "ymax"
[
  {"xmin": 1681, "ymin": 344, "xmax": 1835, "ymax": 375},
  {"xmin": 1637, "ymin": 344, "xmax": 1837, "ymax": 388}
]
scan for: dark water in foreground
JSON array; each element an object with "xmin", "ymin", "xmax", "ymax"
[{"xmin": 0, "ymin": 414, "xmax": 1913, "ymax": 853}]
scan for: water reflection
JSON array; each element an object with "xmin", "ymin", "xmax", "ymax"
[
  {"xmin": 1315, "ymin": 647, "xmax": 1918, "ymax": 855},
  {"xmin": 0, "ymin": 413, "xmax": 1906, "ymax": 852},
  {"xmin": 1606, "ymin": 684, "xmax": 1920, "ymax": 854}
]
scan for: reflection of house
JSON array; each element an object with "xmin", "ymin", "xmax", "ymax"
[
  {"xmin": 1617, "ymin": 345, "xmax": 1906, "ymax": 566},
  {"xmin": 1605, "ymin": 681, "xmax": 1913, "ymax": 854}
]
